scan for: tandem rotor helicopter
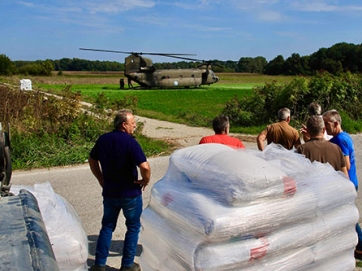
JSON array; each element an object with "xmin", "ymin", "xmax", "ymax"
[{"xmin": 79, "ymin": 48, "xmax": 219, "ymax": 89}]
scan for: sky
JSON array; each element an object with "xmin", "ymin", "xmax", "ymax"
[{"xmin": 1, "ymin": 0, "xmax": 362, "ymax": 64}]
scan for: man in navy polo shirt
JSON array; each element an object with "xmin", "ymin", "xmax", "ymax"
[{"xmin": 89, "ymin": 109, "xmax": 151, "ymax": 271}]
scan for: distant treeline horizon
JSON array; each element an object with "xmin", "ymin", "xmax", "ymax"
[{"xmin": 2, "ymin": 42, "xmax": 362, "ymax": 76}]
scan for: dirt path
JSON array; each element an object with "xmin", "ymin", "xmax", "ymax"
[{"xmin": 136, "ymin": 115, "xmax": 257, "ymax": 149}]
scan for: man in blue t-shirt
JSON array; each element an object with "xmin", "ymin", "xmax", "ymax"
[
  {"xmin": 323, "ymin": 109, "xmax": 362, "ymax": 259},
  {"xmin": 89, "ymin": 109, "xmax": 151, "ymax": 271}
]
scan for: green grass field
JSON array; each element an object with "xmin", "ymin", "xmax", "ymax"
[{"xmin": 37, "ymin": 83, "xmax": 255, "ymax": 129}]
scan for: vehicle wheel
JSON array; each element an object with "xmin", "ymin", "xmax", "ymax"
[
  {"xmin": 3, "ymin": 145, "xmax": 11, "ymax": 187},
  {"xmin": 0, "ymin": 131, "xmax": 11, "ymax": 188}
]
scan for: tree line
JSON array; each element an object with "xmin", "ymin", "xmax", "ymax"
[{"xmin": 1, "ymin": 42, "xmax": 362, "ymax": 76}]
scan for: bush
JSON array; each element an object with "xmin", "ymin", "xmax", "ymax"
[
  {"xmin": 223, "ymin": 72, "xmax": 362, "ymax": 132},
  {"xmin": 0, "ymin": 83, "xmax": 171, "ymax": 169}
]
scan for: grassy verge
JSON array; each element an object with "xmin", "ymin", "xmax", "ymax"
[{"xmin": 11, "ymin": 131, "xmax": 172, "ymax": 170}]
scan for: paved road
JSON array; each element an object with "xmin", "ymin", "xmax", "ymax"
[{"xmin": 11, "ymin": 156, "xmax": 170, "ymax": 270}]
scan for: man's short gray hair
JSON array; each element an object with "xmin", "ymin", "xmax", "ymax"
[
  {"xmin": 278, "ymin": 108, "xmax": 290, "ymax": 121},
  {"xmin": 323, "ymin": 109, "xmax": 342, "ymax": 125},
  {"xmin": 114, "ymin": 109, "xmax": 133, "ymax": 130},
  {"xmin": 306, "ymin": 115, "xmax": 324, "ymax": 137},
  {"xmin": 308, "ymin": 102, "xmax": 322, "ymax": 116}
]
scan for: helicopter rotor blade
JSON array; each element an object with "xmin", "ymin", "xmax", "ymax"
[
  {"xmin": 79, "ymin": 48, "xmax": 196, "ymax": 57},
  {"xmin": 197, "ymin": 60, "xmax": 223, "ymax": 68},
  {"xmin": 79, "ymin": 48, "xmax": 133, "ymax": 54},
  {"xmin": 163, "ymin": 55, "xmax": 204, "ymax": 62},
  {"xmin": 140, "ymin": 52, "xmax": 197, "ymax": 56}
]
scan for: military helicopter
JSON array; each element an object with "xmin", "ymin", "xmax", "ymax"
[{"xmin": 79, "ymin": 48, "xmax": 219, "ymax": 89}]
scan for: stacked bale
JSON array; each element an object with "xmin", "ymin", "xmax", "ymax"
[{"xmin": 140, "ymin": 143, "xmax": 358, "ymax": 271}]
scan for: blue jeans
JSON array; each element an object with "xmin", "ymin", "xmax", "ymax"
[
  {"xmin": 355, "ymin": 186, "xmax": 362, "ymax": 250},
  {"xmin": 356, "ymin": 224, "xmax": 362, "ymax": 250},
  {"xmin": 95, "ymin": 195, "xmax": 142, "ymax": 267}
]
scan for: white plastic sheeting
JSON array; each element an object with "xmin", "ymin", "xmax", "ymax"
[
  {"xmin": 140, "ymin": 143, "xmax": 358, "ymax": 271},
  {"xmin": 11, "ymin": 182, "xmax": 88, "ymax": 271}
]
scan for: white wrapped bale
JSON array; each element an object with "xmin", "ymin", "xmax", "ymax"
[
  {"xmin": 295, "ymin": 251, "xmax": 355, "ymax": 271},
  {"xmin": 140, "ymin": 206, "xmax": 317, "ymax": 271},
  {"xmin": 149, "ymin": 165, "xmax": 356, "ymax": 240},
  {"xmin": 167, "ymin": 144, "xmax": 295, "ymax": 205},
  {"xmin": 11, "ymin": 182, "xmax": 88, "ymax": 271},
  {"xmin": 142, "ymin": 198, "xmax": 357, "ymax": 270},
  {"xmin": 149, "ymin": 180, "xmax": 317, "ymax": 239},
  {"xmin": 194, "ymin": 205, "xmax": 358, "ymax": 270},
  {"xmin": 140, "ymin": 207, "xmax": 202, "ymax": 270},
  {"xmin": 140, "ymin": 144, "xmax": 358, "ymax": 270}
]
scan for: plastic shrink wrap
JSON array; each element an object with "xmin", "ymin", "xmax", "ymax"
[
  {"xmin": 140, "ymin": 143, "xmax": 359, "ymax": 271},
  {"xmin": 11, "ymin": 182, "xmax": 88, "ymax": 271}
]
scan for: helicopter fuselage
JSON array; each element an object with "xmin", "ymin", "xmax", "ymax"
[
  {"xmin": 124, "ymin": 54, "xmax": 219, "ymax": 88},
  {"xmin": 126, "ymin": 68, "xmax": 219, "ymax": 88}
]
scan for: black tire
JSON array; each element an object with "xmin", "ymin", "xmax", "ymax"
[
  {"xmin": 0, "ymin": 131, "xmax": 11, "ymax": 187},
  {"xmin": 3, "ymin": 145, "xmax": 11, "ymax": 186}
]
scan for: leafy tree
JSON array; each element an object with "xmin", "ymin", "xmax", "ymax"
[
  {"xmin": 238, "ymin": 56, "xmax": 267, "ymax": 73},
  {"xmin": 18, "ymin": 60, "xmax": 54, "ymax": 76},
  {"xmin": 0, "ymin": 54, "xmax": 14, "ymax": 75},
  {"xmin": 264, "ymin": 55, "xmax": 285, "ymax": 75},
  {"xmin": 41, "ymin": 60, "xmax": 54, "ymax": 76},
  {"xmin": 282, "ymin": 53, "xmax": 310, "ymax": 75}
]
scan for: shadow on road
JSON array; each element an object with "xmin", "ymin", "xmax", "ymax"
[{"xmin": 87, "ymin": 235, "xmax": 143, "ymax": 270}]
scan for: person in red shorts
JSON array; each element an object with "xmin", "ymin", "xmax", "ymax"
[{"xmin": 199, "ymin": 115, "xmax": 245, "ymax": 149}]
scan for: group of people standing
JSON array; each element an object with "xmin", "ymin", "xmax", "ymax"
[
  {"xmin": 88, "ymin": 104, "xmax": 361, "ymax": 271},
  {"xmin": 256, "ymin": 104, "xmax": 362, "ymax": 260},
  {"xmin": 197, "ymin": 105, "xmax": 362, "ymax": 261}
]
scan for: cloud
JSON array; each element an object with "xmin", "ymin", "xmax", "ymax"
[
  {"xmin": 11, "ymin": 0, "xmax": 156, "ymax": 33},
  {"xmin": 131, "ymin": 15, "xmax": 169, "ymax": 26},
  {"xmin": 17, "ymin": 1, "xmax": 35, "ymax": 7},
  {"xmin": 84, "ymin": 0, "xmax": 155, "ymax": 14},
  {"xmin": 257, "ymin": 10, "xmax": 285, "ymax": 22},
  {"xmin": 290, "ymin": 0, "xmax": 362, "ymax": 13},
  {"xmin": 230, "ymin": 0, "xmax": 281, "ymax": 11},
  {"xmin": 16, "ymin": 0, "xmax": 155, "ymax": 15}
]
